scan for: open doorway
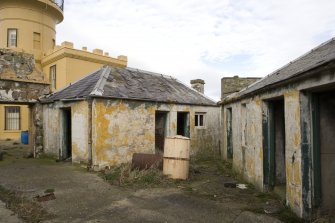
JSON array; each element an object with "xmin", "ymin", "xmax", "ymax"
[
  {"xmin": 312, "ymin": 90, "xmax": 335, "ymax": 214},
  {"xmin": 155, "ymin": 111, "xmax": 168, "ymax": 154},
  {"xmin": 177, "ymin": 112, "xmax": 189, "ymax": 137},
  {"xmin": 226, "ymin": 107, "xmax": 233, "ymax": 159},
  {"xmin": 263, "ymin": 99, "xmax": 286, "ymax": 199},
  {"xmin": 62, "ymin": 108, "xmax": 72, "ymax": 160}
]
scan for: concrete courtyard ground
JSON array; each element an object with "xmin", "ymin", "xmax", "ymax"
[{"xmin": 0, "ymin": 140, "xmax": 299, "ymax": 223}]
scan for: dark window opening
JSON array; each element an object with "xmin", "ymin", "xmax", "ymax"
[
  {"xmin": 155, "ymin": 111, "xmax": 168, "ymax": 154},
  {"xmin": 177, "ymin": 112, "xmax": 189, "ymax": 137}
]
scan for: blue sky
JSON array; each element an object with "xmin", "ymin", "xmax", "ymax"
[{"xmin": 57, "ymin": 0, "xmax": 335, "ymax": 101}]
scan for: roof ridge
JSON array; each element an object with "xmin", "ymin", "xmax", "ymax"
[
  {"xmin": 126, "ymin": 67, "xmax": 175, "ymax": 80},
  {"xmin": 262, "ymin": 38, "xmax": 335, "ymax": 80},
  {"xmin": 90, "ymin": 66, "xmax": 112, "ymax": 96}
]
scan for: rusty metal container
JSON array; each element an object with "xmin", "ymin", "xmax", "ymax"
[
  {"xmin": 132, "ymin": 153, "xmax": 163, "ymax": 170},
  {"xmin": 163, "ymin": 135, "xmax": 190, "ymax": 180}
]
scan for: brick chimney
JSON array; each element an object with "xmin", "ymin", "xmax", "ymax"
[{"xmin": 190, "ymin": 79, "xmax": 205, "ymax": 94}]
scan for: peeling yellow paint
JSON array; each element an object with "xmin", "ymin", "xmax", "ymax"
[
  {"xmin": 254, "ymin": 97, "xmax": 262, "ymax": 106},
  {"xmin": 293, "ymin": 134, "xmax": 300, "ymax": 147},
  {"xmin": 284, "ymin": 90, "xmax": 299, "ymax": 98}
]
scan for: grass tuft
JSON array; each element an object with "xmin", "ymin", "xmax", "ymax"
[{"xmin": 0, "ymin": 186, "xmax": 53, "ymax": 223}]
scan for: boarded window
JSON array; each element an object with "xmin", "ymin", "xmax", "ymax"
[
  {"xmin": 195, "ymin": 113, "xmax": 205, "ymax": 127},
  {"xmin": 7, "ymin": 29, "xmax": 17, "ymax": 48},
  {"xmin": 5, "ymin": 106, "xmax": 21, "ymax": 130},
  {"xmin": 33, "ymin": 32, "xmax": 41, "ymax": 49},
  {"xmin": 50, "ymin": 65, "xmax": 56, "ymax": 90}
]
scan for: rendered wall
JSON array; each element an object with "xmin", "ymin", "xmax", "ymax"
[
  {"xmin": 43, "ymin": 100, "xmax": 89, "ymax": 163},
  {"xmin": 91, "ymin": 99, "xmax": 220, "ymax": 168},
  {"xmin": 221, "ymin": 66, "xmax": 335, "ymax": 218}
]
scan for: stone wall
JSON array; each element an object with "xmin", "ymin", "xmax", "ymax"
[
  {"xmin": 0, "ymin": 49, "xmax": 45, "ymax": 82},
  {"xmin": 0, "ymin": 49, "xmax": 49, "ymax": 157},
  {"xmin": 0, "ymin": 80, "xmax": 49, "ymax": 102},
  {"xmin": 0, "ymin": 49, "xmax": 49, "ymax": 103},
  {"xmin": 221, "ymin": 76, "xmax": 260, "ymax": 99}
]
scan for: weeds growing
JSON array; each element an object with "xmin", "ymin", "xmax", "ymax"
[
  {"xmin": 102, "ymin": 163, "xmax": 173, "ymax": 188},
  {"xmin": 0, "ymin": 186, "xmax": 52, "ymax": 223}
]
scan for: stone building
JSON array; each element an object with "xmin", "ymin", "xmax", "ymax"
[
  {"xmin": 221, "ymin": 76, "xmax": 261, "ymax": 99},
  {"xmin": 0, "ymin": 0, "xmax": 127, "ymax": 140},
  {"xmin": 40, "ymin": 66, "xmax": 220, "ymax": 168},
  {"xmin": 220, "ymin": 38, "xmax": 335, "ymax": 219}
]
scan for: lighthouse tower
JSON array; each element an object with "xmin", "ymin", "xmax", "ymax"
[{"xmin": 0, "ymin": 0, "xmax": 64, "ymax": 68}]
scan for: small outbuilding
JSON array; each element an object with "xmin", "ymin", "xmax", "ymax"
[
  {"xmin": 40, "ymin": 66, "xmax": 220, "ymax": 169},
  {"xmin": 220, "ymin": 38, "xmax": 335, "ymax": 219}
]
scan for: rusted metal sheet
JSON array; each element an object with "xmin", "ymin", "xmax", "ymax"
[{"xmin": 132, "ymin": 153, "xmax": 163, "ymax": 170}]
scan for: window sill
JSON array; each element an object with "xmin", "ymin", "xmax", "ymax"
[
  {"xmin": 195, "ymin": 126, "xmax": 206, "ymax": 130},
  {"xmin": 2, "ymin": 130, "xmax": 22, "ymax": 133}
]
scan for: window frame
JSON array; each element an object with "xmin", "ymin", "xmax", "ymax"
[
  {"xmin": 4, "ymin": 106, "xmax": 21, "ymax": 131},
  {"xmin": 33, "ymin": 32, "xmax": 41, "ymax": 49},
  {"xmin": 7, "ymin": 28, "xmax": 18, "ymax": 48},
  {"xmin": 50, "ymin": 65, "xmax": 57, "ymax": 90},
  {"xmin": 195, "ymin": 112, "xmax": 206, "ymax": 128}
]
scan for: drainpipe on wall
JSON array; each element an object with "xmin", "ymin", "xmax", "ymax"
[{"xmin": 88, "ymin": 99, "xmax": 93, "ymax": 166}]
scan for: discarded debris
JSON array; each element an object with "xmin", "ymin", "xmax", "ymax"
[
  {"xmin": 132, "ymin": 153, "xmax": 163, "ymax": 170},
  {"xmin": 35, "ymin": 193, "xmax": 56, "ymax": 202},
  {"xmin": 236, "ymin": 184, "xmax": 247, "ymax": 189},
  {"xmin": 224, "ymin": 181, "xmax": 237, "ymax": 188}
]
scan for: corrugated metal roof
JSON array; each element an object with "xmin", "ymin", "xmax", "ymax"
[{"xmin": 41, "ymin": 66, "xmax": 217, "ymax": 106}]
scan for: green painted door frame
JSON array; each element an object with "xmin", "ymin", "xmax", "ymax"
[
  {"xmin": 226, "ymin": 108, "xmax": 233, "ymax": 159},
  {"xmin": 311, "ymin": 94, "xmax": 321, "ymax": 207},
  {"xmin": 263, "ymin": 102, "xmax": 275, "ymax": 189}
]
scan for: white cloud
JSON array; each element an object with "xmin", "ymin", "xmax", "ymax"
[{"xmin": 57, "ymin": 0, "xmax": 335, "ymax": 100}]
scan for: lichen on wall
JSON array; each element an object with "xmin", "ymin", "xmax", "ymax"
[
  {"xmin": 221, "ymin": 89, "xmax": 304, "ymax": 216},
  {"xmin": 91, "ymin": 99, "xmax": 220, "ymax": 168},
  {"xmin": 92, "ymin": 99, "xmax": 156, "ymax": 167},
  {"xmin": 284, "ymin": 90, "xmax": 303, "ymax": 215}
]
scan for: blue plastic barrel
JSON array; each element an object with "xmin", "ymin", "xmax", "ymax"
[{"xmin": 21, "ymin": 131, "xmax": 29, "ymax": 144}]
